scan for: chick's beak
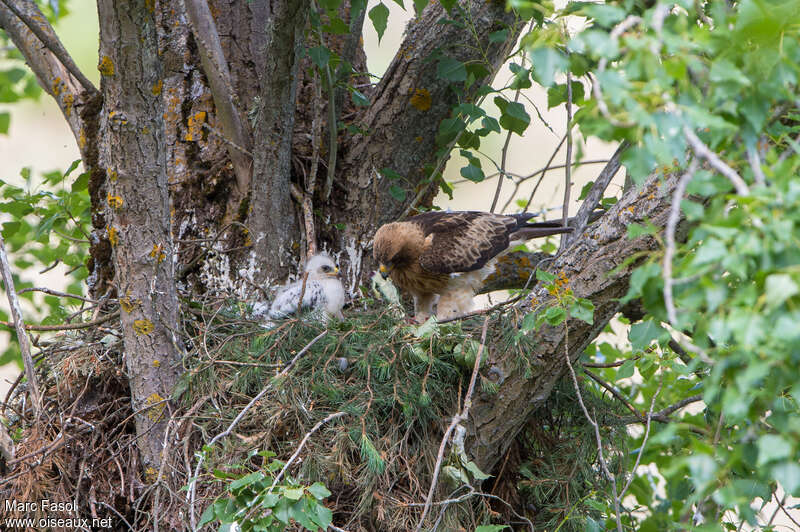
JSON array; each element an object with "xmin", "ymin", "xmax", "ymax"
[{"xmin": 379, "ymin": 264, "xmax": 389, "ymax": 280}]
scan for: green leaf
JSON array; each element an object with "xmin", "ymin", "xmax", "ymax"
[
  {"xmin": 229, "ymin": 471, "xmax": 264, "ymax": 491},
  {"xmin": 464, "ymin": 460, "xmax": 491, "ymax": 480},
  {"xmin": 570, "ymin": 298, "xmax": 594, "ymax": 324},
  {"xmin": 764, "ymin": 273, "xmax": 799, "ymax": 308},
  {"xmin": 0, "ymin": 111, "xmax": 9, "ymax": 134},
  {"xmin": 535, "ymin": 269, "xmax": 556, "ymax": 283},
  {"xmin": 772, "ymin": 461, "xmax": 800, "ymax": 495},
  {"xmin": 460, "ymin": 163, "xmax": 484, "ymax": 182},
  {"xmin": 307, "ymin": 482, "xmax": 331, "ymax": 500},
  {"xmin": 528, "ymin": 47, "xmax": 567, "ymax": 87},
  {"xmin": 629, "ymin": 319, "xmax": 669, "ymax": 351},
  {"xmin": 388, "ymin": 184, "xmax": 406, "ymax": 202},
  {"xmin": 475, "ymin": 526, "xmax": 509, "ymax": 532},
  {"xmin": 308, "ymin": 46, "xmax": 331, "ymax": 69},
  {"xmin": 381, "ymin": 168, "xmax": 404, "ymax": 180},
  {"xmin": 493, "ymin": 97, "xmax": 530, "ymax": 136},
  {"xmin": 617, "ymin": 359, "xmax": 635, "ymax": 379},
  {"xmin": 489, "ymin": 29, "xmax": 509, "ymax": 43},
  {"xmin": 72, "ymin": 172, "xmax": 89, "ymax": 192},
  {"xmin": 756, "ymin": 434, "xmax": 792, "ymax": 466},
  {"xmin": 413, "ymin": 0, "xmax": 428, "ymax": 16},
  {"xmin": 368, "ymin": 3, "xmax": 390, "ymax": 42},
  {"xmin": 282, "ymin": 486, "xmax": 305, "ymax": 500},
  {"xmin": 350, "ymin": 87, "xmax": 370, "ymax": 107},
  {"xmin": 546, "ymin": 81, "xmax": 585, "ymax": 108},
  {"xmin": 437, "ymin": 56, "xmax": 467, "ymax": 82},
  {"xmin": 544, "ymin": 306, "xmax": 567, "ymax": 326}
]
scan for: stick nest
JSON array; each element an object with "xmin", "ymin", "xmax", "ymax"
[{"xmin": 0, "ymin": 300, "xmax": 626, "ymax": 531}]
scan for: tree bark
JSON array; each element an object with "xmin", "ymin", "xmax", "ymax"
[
  {"xmin": 96, "ymin": 0, "xmax": 182, "ymax": 473},
  {"xmin": 467, "ymin": 170, "xmax": 680, "ymax": 471}
]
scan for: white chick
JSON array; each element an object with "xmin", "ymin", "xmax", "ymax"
[{"xmin": 267, "ymin": 254, "xmax": 345, "ymax": 320}]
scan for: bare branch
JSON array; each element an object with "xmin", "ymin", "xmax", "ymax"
[
  {"xmin": 0, "ymin": 0, "xmax": 97, "ymax": 153},
  {"xmin": 664, "ymin": 159, "xmax": 698, "ymax": 326},
  {"xmin": 183, "ymin": 0, "xmax": 253, "ymax": 212},
  {"xmin": 519, "ymin": 133, "xmax": 567, "ymax": 213},
  {"xmin": 683, "ymin": 126, "xmax": 750, "ymax": 195},
  {"xmin": 561, "ymin": 67, "xmax": 574, "ymax": 230},
  {"xmin": 746, "ymin": 143, "xmax": 766, "ymax": 186},
  {"xmin": 0, "ymin": 0, "xmax": 96, "ymax": 94},
  {"xmin": 562, "ymin": 141, "xmax": 628, "ymax": 248},
  {"xmin": 0, "ymin": 235, "xmax": 41, "ymax": 415}
]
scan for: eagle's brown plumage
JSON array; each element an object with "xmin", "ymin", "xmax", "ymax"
[{"xmin": 373, "ymin": 211, "xmax": 572, "ymax": 321}]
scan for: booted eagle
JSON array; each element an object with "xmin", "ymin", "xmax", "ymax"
[
  {"xmin": 373, "ymin": 211, "xmax": 571, "ymax": 321},
  {"xmin": 266, "ymin": 254, "xmax": 345, "ymax": 320}
]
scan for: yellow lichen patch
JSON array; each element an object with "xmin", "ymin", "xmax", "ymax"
[
  {"xmin": 142, "ymin": 126, "xmax": 150, "ymax": 135},
  {"xmin": 108, "ymin": 169, "xmax": 118, "ymax": 182},
  {"xmin": 107, "ymin": 194, "xmax": 123, "ymax": 209},
  {"xmin": 63, "ymin": 93, "xmax": 74, "ymax": 117},
  {"xmin": 152, "ymin": 359, "xmax": 161, "ymax": 368},
  {"xmin": 133, "ymin": 319, "xmax": 154, "ymax": 335},
  {"xmin": 145, "ymin": 0, "xmax": 155, "ymax": 13},
  {"xmin": 119, "ymin": 292, "xmax": 140, "ymax": 313},
  {"xmin": 184, "ymin": 111, "xmax": 206, "ymax": 141},
  {"xmin": 144, "ymin": 467, "xmax": 158, "ymax": 483},
  {"xmin": 52, "ymin": 77, "xmax": 63, "ymax": 96},
  {"xmin": 78, "ymin": 129, "xmax": 87, "ymax": 150},
  {"xmin": 151, "ymin": 79, "xmax": 163, "ymax": 95},
  {"xmin": 107, "ymin": 225, "xmax": 118, "ymax": 247},
  {"xmin": 98, "ymin": 55, "xmax": 115, "ymax": 76},
  {"xmin": 415, "ymin": 136, "xmax": 423, "ymax": 142},
  {"xmin": 144, "ymin": 393, "xmax": 166, "ymax": 423},
  {"xmin": 410, "ymin": 88, "xmax": 432, "ymax": 111},
  {"xmin": 149, "ymin": 243, "xmax": 166, "ymax": 263}
]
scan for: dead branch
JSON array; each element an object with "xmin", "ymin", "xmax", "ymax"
[{"xmin": 0, "ymin": 235, "xmax": 41, "ymax": 414}]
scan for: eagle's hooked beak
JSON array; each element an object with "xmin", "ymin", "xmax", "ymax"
[{"xmin": 379, "ymin": 264, "xmax": 390, "ymax": 279}]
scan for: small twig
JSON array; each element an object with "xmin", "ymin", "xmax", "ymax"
[
  {"xmin": 322, "ymin": 61, "xmax": 338, "ymax": 201},
  {"xmin": 415, "ymin": 316, "xmax": 490, "ymax": 530},
  {"xmin": 619, "ymin": 375, "xmax": 663, "ymax": 499},
  {"xmin": 187, "ymin": 330, "xmax": 327, "ymax": 529},
  {"xmin": 17, "ymin": 286, "xmax": 97, "ymax": 304},
  {"xmin": 582, "ymin": 368, "xmax": 642, "ymax": 419},
  {"xmin": 268, "ymin": 411, "xmax": 347, "ymax": 493},
  {"xmin": 582, "ymin": 355, "xmax": 639, "ymax": 368},
  {"xmin": 290, "ymin": 184, "xmax": 317, "ymax": 258},
  {"xmin": 521, "ymin": 133, "xmax": 567, "ymax": 213},
  {"xmin": 0, "ymin": 235, "xmax": 41, "ymax": 414},
  {"xmin": 0, "ymin": 0, "xmax": 97, "ymax": 94},
  {"xmin": 297, "ymin": 271, "xmax": 310, "ymax": 317},
  {"xmin": 563, "ymin": 320, "xmax": 624, "ymax": 532},
  {"xmin": 435, "ymin": 294, "xmax": 524, "ymax": 324},
  {"xmin": 490, "ymin": 56, "xmax": 525, "ymax": 213},
  {"xmin": 561, "ymin": 66, "xmax": 574, "ymax": 231},
  {"xmin": 746, "ymin": 143, "xmax": 766, "ymax": 186},
  {"xmin": 0, "ymin": 309, "xmax": 119, "ymax": 332},
  {"xmin": 664, "ymin": 160, "xmax": 698, "ymax": 326},
  {"xmin": 683, "ymin": 126, "xmax": 749, "ymax": 195}
]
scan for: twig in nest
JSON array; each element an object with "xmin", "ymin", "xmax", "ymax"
[
  {"xmin": 415, "ymin": 316, "xmax": 490, "ymax": 530},
  {"xmin": 187, "ymin": 330, "xmax": 327, "ymax": 529},
  {"xmin": 435, "ymin": 294, "xmax": 524, "ymax": 324},
  {"xmin": 268, "ymin": 411, "xmax": 347, "ymax": 493},
  {"xmin": 297, "ymin": 271, "xmax": 310, "ymax": 317},
  {"xmin": 17, "ymin": 286, "xmax": 97, "ymax": 304},
  {"xmin": 0, "ymin": 234, "xmax": 41, "ymax": 414},
  {"xmin": 0, "ymin": 309, "xmax": 120, "ymax": 332}
]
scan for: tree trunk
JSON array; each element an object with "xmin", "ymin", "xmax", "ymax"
[
  {"xmin": 467, "ymin": 171, "xmax": 682, "ymax": 470},
  {"xmin": 95, "ymin": 0, "xmax": 182, "ymax": 473}
]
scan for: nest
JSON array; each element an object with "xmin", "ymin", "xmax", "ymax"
[{"xmin": 0, "ymin": 300, "xmax": 625, "ymax": 531}]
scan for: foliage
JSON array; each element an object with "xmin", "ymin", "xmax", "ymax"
[
  {"xmin": 0, "ymin": 161, "xmax": 91, "ymax": 365},
  {"xmin": 197, "ymin": 449, "xmax": 333, "ymax": 532}
]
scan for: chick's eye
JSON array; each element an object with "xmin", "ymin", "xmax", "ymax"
[{"xmin": 322, "ymin": 265, "xmax": 332, "ymax": 272}]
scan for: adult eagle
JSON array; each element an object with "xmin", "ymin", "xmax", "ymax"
[{"xmin": 373, "ymin": 211, "xmax": 572, "ymax": 321}]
